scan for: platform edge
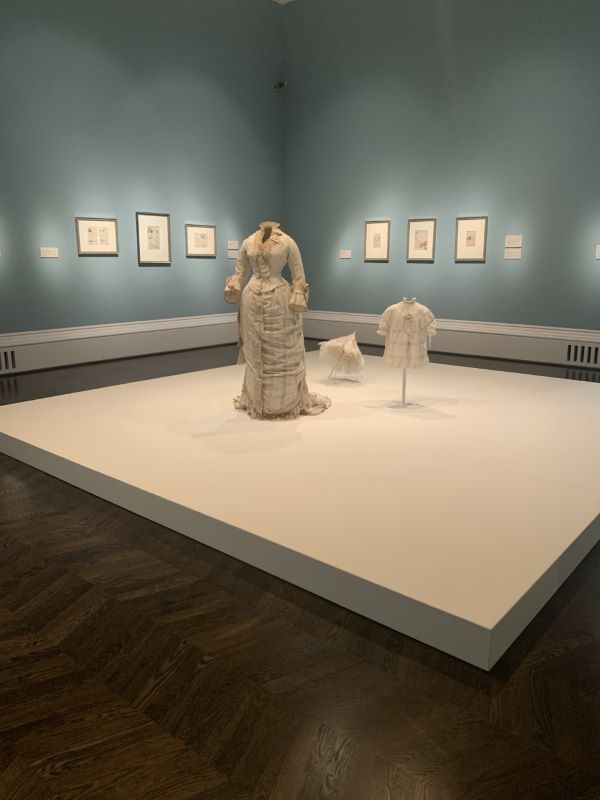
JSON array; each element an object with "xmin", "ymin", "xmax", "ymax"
[{"xmin": 0, "ymin": 432, "xmax": 495, "ymax": 670}]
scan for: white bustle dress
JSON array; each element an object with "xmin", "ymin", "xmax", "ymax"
[{"xmin": 224, "ymin": 222, "xmax": 331, "ymax": 420}]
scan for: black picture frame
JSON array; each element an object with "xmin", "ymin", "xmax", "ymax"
[
  {"xmin": 185, "ymin": 224, "xmax": 217, "ymax": 258},
  {"xmin": 364, "ymin": 219, "xmax": 391, "ymax": 262},
  {"xmin": 75, "ymin": 217, "xmax": 119, "ymax": 257},
  {"xmin": 136, "ymin": 212, "xmax": 171, "ymax": 266},
  {"xmin": 406, "ymin": 218, "xmax": 437, "ymax": 263},
  {"xmin": 455, "ymin": 216, "xmax": 488, "ymax": 263}
]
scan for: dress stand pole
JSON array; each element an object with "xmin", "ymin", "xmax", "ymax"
[{"xmin": 402, "ymin": 368, "xmax": 407, "ymax": 406}]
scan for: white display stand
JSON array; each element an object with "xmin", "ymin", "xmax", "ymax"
[{"xmin": 0, "ymin": 353, "xmax": 598, "ymax": 670}]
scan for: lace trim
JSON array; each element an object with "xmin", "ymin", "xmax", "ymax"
[{"xmin": 234, "ymin": 389, "xmax": 331, "ymax": 420}]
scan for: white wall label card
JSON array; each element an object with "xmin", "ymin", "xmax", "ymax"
[
  {"xmin": 596, "ymin": 245, "xmax": 600, "ymax": 260},
  {"xmin": 339, "ymin": 249, "xmax": 352, "ymax": 259},
  {"xmin": 40, "ymin": 247, "xmax": 59, "ymax": 258},
  {"xmin": 505, "ymin": 234, "xmax": 523, "ymax": 248},
  {"xmin": 504, "ymin": 247, "xmax": 522, "ymax": 260},
  {"xmin": 228, "ymin": 249, "xmax": 239, "ymax": 260},
  {"xmin": 227, "ymin": 240, "xmax": 239, "ymax": 250}
]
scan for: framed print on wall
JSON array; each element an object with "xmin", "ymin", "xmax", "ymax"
[
  {"xmin": 364, "ymin": 220, "xmax": 391, "ymax": 262},
  {"xmin": 185, "ymin": 224, "xmax": 216, "ymax": 258},
  {"xmin": 75, "ymin": 217, "xmax": 119, "ymax": 256},
  {"xmin": 407, "ymin": 218, "xmax": 436, "ymax": 262},
  {"xmin": 455, "ymin": 216, "xmax": 488, "ymax": 262},
  {"xmin": 136, "ymin": 212, "xmax": 171, "ymax": 266}
]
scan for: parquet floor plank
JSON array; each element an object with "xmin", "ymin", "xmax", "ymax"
[{"xmin": 0, "ymin": 744, "xmax": 60, "ymax": 800}]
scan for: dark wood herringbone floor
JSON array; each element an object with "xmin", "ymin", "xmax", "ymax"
[{"xmin": 0, "ymin": 346, "xmax": 599, "ymax": 799}]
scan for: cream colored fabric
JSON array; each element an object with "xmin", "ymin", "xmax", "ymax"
[
  {"xmin": 377, "ymin": 298, "xmax": 437, "ymax": 369},
  {"xmin": 319, "ymin": 332, "xmax": 365, "ymax": 376},
  {"xmin": 224, "ymin": 222, "xmax": 330, "ymax": 419}
]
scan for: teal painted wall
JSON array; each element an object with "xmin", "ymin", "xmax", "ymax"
[
  {"xmin": 282, "ymin": 0, "xmax": 600, "ymax": 329},
  {"xmin": 2, "ymin": 0, "xmax": 600, "ymax": 334},
  {"xmin": 0, "ymin": 0, "xmax": 285, "ymax": 333}
]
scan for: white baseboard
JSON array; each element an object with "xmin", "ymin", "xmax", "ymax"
[
  {"xmin": 304, "ymin": 311, "xmax": 600, "ymax": 368},
  {"xmin": 0, "ymin": 310, "xmax": 598, "ymax": 375},
  {"xmin": 0, "ymin": 314, "xmax": 238, "ymax": 375}
]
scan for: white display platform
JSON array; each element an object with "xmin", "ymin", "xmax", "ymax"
[{"xmin": 0, "ymin": 353, "xmax": 599, "ymax": 670}]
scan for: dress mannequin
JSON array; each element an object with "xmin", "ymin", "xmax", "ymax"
[
  {"xmin": 224, "ymin": 222, "xmax": 330, "ymax": 419},
  {"xmin": 377, "ymin": 297, "xmax": 436, "ymax": 404}
]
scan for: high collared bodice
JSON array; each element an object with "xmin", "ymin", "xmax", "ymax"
[
  {"xmin": 224, "ymin": 223, "xmax": 309, "ymax": 311},
  {"xmin": 228, "ymin": 224, "xmax": 308, "ymax": 298},
  {"xmin": 244, "ymin": 227, "xmax": 291, "ymax": 290}
]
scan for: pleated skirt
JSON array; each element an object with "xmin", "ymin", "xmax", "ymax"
[{"xmin": 236, "ymin": 284, "xmax": 329, "ymax": 419}]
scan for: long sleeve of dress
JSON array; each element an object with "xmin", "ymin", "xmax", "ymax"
[
  {"xmin": 377, "ymin": 307, "xmax": 391, "ymax": 337},
  {"xmin": 224, "ymin": 244, "xmax": 250, "ymax": 303},
  {"xmin": 427, "ymin": 314, "xmax": 437, "ymax": 341},
  {"xmin": 287, "ymin": 239, "xmax": 309, "ymax": 313}
]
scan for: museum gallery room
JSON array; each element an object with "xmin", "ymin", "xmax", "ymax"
[{"xmin": 0, "ymin": 0, "xmax": 599, "ymax": 797}]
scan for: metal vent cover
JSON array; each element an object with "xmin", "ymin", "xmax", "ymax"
[
  {"xmin": 0, "ymin": 377, "xmax": 18, "ymax": 400},
  {"xmin": 565, "ymin": 368, "xmax": 600, "ymax": 383},
  {"xmin": 0, "ymin": 350, "xmax": 16, "ymax": 372},
  {"xmin": 566, "ymin": 343, "xmax": 599, "ymax": 366}
]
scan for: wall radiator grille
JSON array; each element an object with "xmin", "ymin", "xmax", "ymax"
[
  {"xmin": 0, "ymin": 350, "xmax": 16, "ymax": 372},
  {"xmin": 0, "ymin": 377, "xmax": 18, "ymax": 400},
  {"xmin": 565, "ymin": 368, "xmax": 600, "ymax": 383},
  {"xmin": 566, "ymin": 343, "xmax": 599, "ymax": 366}
]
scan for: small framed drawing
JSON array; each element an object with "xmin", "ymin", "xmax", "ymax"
[
  {"xmin": 76, "ymin": 217, "xmax": 119, "ymax": 256},
  {"xmin": 364, "ymin": 220, "xmax": 391, "ymax": 262},
  {"xmin": 136, "ymin": 212, "xmax": 171, "ymax": 266},
  {"xmin": 185, "ymin": 224, "xmax": 216, "ymax": 258},
  {"xmin": 407, "ymin": 218, "xmax": 436, "ymax": 262},
  {"xmin": 455, "ymin": 216, "xmax": 488, "ymax": 262}
]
